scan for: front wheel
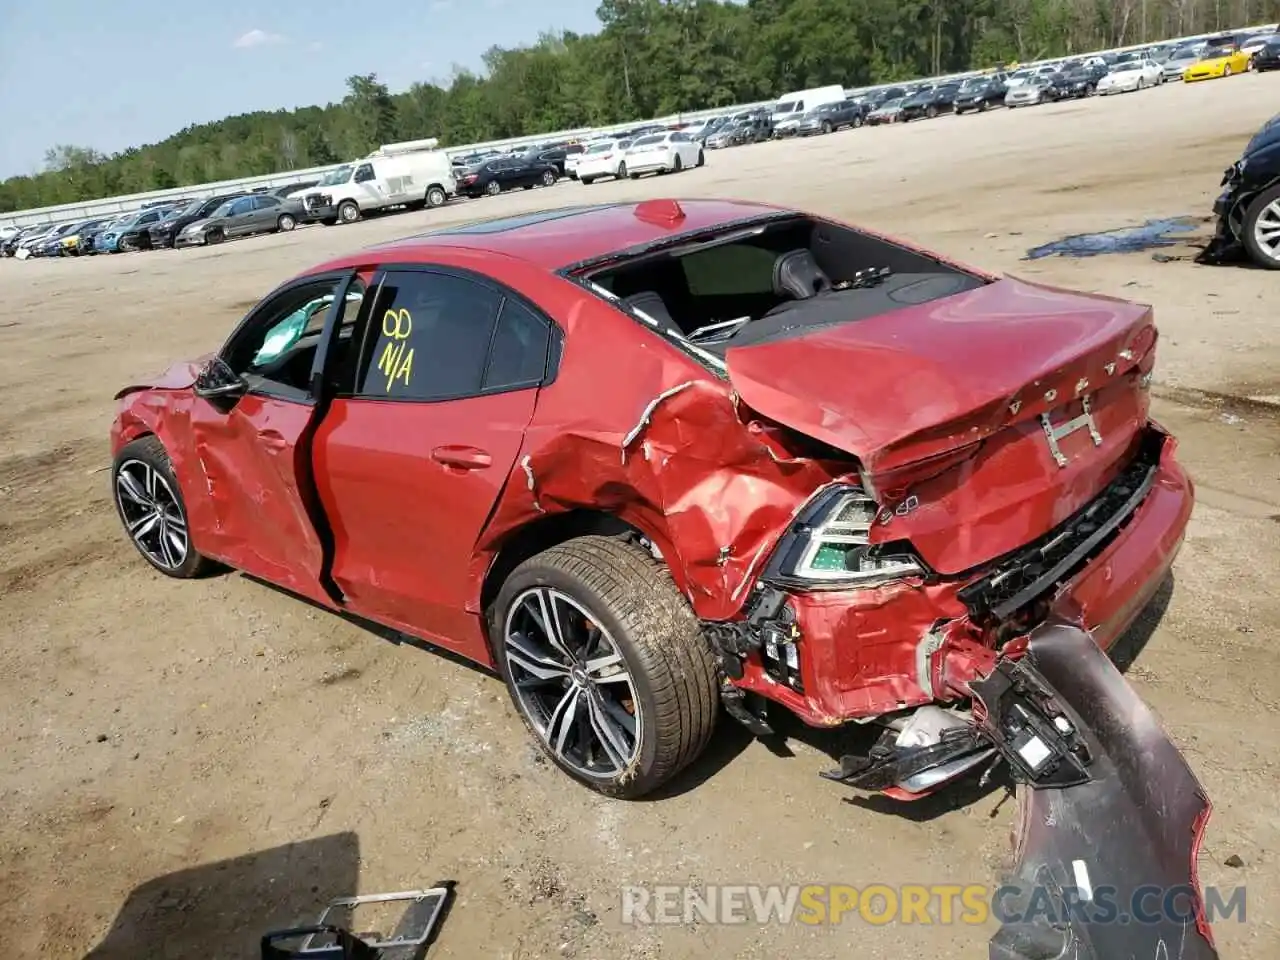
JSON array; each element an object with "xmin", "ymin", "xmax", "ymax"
[
  {"xmin": 821, "ymin": 121, "xmax": 833, "ymax": 134},
  {"xmin": 491, "ymin": 536, "xmax": 719, "ymax": 799},
  {"xmin": 1224, "ymin": 65, "xmax": 1233, "ymax": 77},
  {"xmin": 851, "ymin": 114, "xmax": 863, "ymax": 127},
  {"xmin": 205, "ymin": 229, "xmax": 224, "ymax": 245},
  {"xmin": 337, "ymin": 200, "xmax": 359, "ymax": 223},
  {"xmin": 112, "ymin": 436, "xmax": 215, "ymax": 579},
  {"xmin": 1242, "ymin": 184, "xmax": 1280, "ymax": 270},
  {"xmin": 672, "ymin": 154, "xmax": 683, "ymax": 172},
  {"xmin": 696, "ymin": 150, "xmax": 705, "ymax": 167},
  {"xmin": 979, "ymin": 99, "xmax": 990, "ymax": 111},
  {"xmin": 926, "ymin": 105, "xmax": 938, "ymax": 119}
]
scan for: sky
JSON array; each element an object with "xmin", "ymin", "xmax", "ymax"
[{"xmin": 0, "ymin": 0, "xmax": 606, "ymax": 179}]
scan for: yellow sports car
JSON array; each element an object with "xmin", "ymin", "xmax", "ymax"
[{"xmin": 1183, "ymin": 43, "xmax": 1251, "ymax": 81}]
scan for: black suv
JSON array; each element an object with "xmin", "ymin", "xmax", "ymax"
[{"xmin": 794, "ymin": 100, "xmax": 868, "ymax": 135}]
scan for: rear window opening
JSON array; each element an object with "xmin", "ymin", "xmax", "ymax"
[{"xmin": 579, "ymin": 215, "xmax": 987, "ymax": 358}]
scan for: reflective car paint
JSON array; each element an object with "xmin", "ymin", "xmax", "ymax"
[{"xmin": 110, "ymin": 198, "xmax": 1193, "ymax": 736}]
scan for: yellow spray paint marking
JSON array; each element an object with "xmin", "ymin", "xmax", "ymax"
[{"xmin": 377, "ymin": 307, "xmax": 415, "ymax": 391}]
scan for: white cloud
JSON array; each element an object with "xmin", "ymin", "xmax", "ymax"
[
  {"xmin": 233, "ymin": 29, "xmax": 286, "ymax": 49},
  {"xmin": 308, "ymin": 40, "xmax": 324, "ymax": 52}
]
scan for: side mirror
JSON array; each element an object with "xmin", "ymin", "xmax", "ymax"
[{"xmin": 195, "ymin": 359, "xmax": 247, "ymax": 400}]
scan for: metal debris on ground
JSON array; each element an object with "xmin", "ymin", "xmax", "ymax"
[{"xmin": 261, "ymin": 884, "xmax": 454, "ymax": 960}]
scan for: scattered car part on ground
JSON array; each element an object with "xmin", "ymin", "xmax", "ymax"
[
  {"xmin": 110, "ymin": 198, "xmax": 1194, "ymax": 805},
  {"xmin": 978, "ymin": 624, "xmax": 1218, "ymax": 960},
  {"xmin": 1023, "ymin": 218, "xmax": 1199, "ymax": 259},
  {"xmin": 261, "ymin": 884, "xmax": 454, "ymax": 959},
  {"xmin": 1200, "ymin": 110, "xmax": 1280, "ymax": 268}
]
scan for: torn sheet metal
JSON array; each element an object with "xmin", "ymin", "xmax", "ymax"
[
  {"xmin": 477, "ymin": 373, "xmax": 848, "ymax": 622},
  {"xmin": 983, "ymin": 624, "xmax": 1217, "ymax": 960}
]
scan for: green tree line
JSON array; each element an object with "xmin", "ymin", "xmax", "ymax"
[{"xmin": 4, "ymin": 0, "xmax": 1277, "ymax": 213}]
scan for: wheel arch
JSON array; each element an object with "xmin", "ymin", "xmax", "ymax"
[{"xmin": 478, "ymin": 508, "xmax": 684, "ymax": 624}]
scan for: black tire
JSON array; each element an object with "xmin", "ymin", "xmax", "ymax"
[
  {"xmin": 491, "ymin": 535, "xmax": 719, "ymax": 799},
  {"xmin": 206, "ymin": 228, "xmax": 224, "ymax": 245},
  {"xmin": 1224, "ymin": 65, "xmax": 1233, "ymax": 77},
  {"xmin": 337, "ymin": 200, "xmax": 359, "ymax": 223},
  {"xmin": 320, "ymin": 217, "xmax": 338, "ymax": 226},
  {"xmin": 486, "ymin": 180, "xmax": 502, "ymax": 196},
  {"xmin": 851, "ymin": 114, "xmax": 863, "ymax": 128},
  {"xmin": 926, "ymin": 104, "xmax": 938, "ymax": 119},
  {"xmin": 111, "ymin": 435, "xmax": 216, "ymax": 579},
  {"xmin": 118, "ymin": 235, "xmax": 137, "ymax": 252},
  {"xmin": 581, "ymin": 176, "xmax": 595, "ymax": 185},
  {"xmin": 1242, "ymin": 184, "xmax": 1280, "ymax": 270},
  {"xmin": 276, "ymin": 213, "xmax": 296, "ymax": 232},
  {"xmin": 696, "ymin": 150, "xmax": 705, "ymax": 167},
  {"xmin": 672, "ymin": 155, "xmax": 683, "ymax": 172},
  {"xmin": 821, "ymin": 121, "xmax": 833, "ymax": 134},
  {"xmin": 541, "ymin": 169, "xmax": 556, "ymax": 186},
  {"xmin": 426, "ymin": 185, "xmax": 447, "ymax": 208},
  {"xmin": 617, "ymin": 161, "xmax": 628, "ymax": 179},
  {"xmin": 979, "ymin": 99, "xmax": 990, "ymax": 111}
]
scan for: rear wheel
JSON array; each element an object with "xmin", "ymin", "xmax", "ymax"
[
  {"xmin": 617, "ymin": 161, "xmax": 627, "ymax": 179},
  {"xmin": 425, "ymin": 185, "xmax": 447, "ymax": 208},
  {"xmin": 541, "ymin": 169, "xmax": 556, "ymax": 186},
  {"xmin": 491, "ymin": 535, "xmax": 719, "ymax": 799},
  {"xmin": 276, "ymin": 213, "xmax": 296, "ymax": 232},
  {"xmin": 486, "ymin": 180, "xmax": 502, "ymax": 196},
  {"xmin": 581, "ymin": 176, "xmax": 595, "ymax": 185},
  {"xmin": 112, "ymin": 436, "xmax": 215, "ymax": 579},
  {"xmin": 1242, "ymin": 184, "xmax": 1280, "ymax": 270}
]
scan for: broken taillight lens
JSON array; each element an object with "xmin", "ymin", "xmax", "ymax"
[{"xmin": 766, "ymin": 486, "xmax": 924, "ymax": 586}]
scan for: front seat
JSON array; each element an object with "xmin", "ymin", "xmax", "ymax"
[
  {"xmin": 772, "ymin": 249, "xmax": 832, "ymax": 299},
  {"xmin": 621, "ymin": 291, "xmax": 679, "ymax": 334}
]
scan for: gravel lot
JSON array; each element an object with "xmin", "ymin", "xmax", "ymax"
[{"xmin": 2, "ymin": 76, "xmax": 1279, "ymax": 959}]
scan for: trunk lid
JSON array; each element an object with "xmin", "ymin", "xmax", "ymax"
[{"xmin": 726, "ymin": 277, "xmax": 1156, "ymax": 574}]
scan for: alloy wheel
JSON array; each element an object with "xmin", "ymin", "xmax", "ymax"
[
  {"xmin": 1252, "ymin": 199, "xmax": 1280, "ymax": 262},
  {"xmin": 504, "ymin": 586, "xmax": 640, "ymax": 781},
  {"xmin": 115, "ymin": 459, "xmax": 189, "ymax": 571}
]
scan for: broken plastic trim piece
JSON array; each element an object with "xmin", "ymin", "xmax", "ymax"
[
  {"xmin": 987, "ymin": 624, "xmax": 1216, "ymax": 959},
  {"xmin": 261, "ymin": 885, "xmax": 454, "ymax": 959}
]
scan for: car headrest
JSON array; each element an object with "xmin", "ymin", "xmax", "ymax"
[
  {"xmin": 621, "ymin": 291, "xmax": 676, "ymax": 331},
  {"xmin": 772, "ymin": 249, "xmax": 832, "ymax": 299}
]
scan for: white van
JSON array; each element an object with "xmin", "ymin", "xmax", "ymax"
[
  {"xmin": 299, "ymin": 139, "xmax": 456, "ymax": 225},
  {"xmin": 769, "ymin": 85, "xmax": 847, "ymax": 128}
]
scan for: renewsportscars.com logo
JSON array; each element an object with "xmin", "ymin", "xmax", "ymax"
[{"xmin": 619, "ymin": 883, "xmax": 1247, "ymax": 927}]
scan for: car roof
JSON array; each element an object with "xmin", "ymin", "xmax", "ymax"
[{"xmin": 310, "ymin": 199, "xmax": 786, "ymax": 274}]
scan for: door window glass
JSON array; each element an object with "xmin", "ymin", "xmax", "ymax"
[
  {"xmin": 354, "ymin": 272, "xmax": 502, "ymax": 400},
  {"xmin": 483, "ymin": 298, "xmax": 550, "ymax": 390}
]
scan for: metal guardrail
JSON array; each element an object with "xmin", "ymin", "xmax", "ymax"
[{"xmin": 1, "ymin": 24, "xmax": 1273, "ymax": 230}]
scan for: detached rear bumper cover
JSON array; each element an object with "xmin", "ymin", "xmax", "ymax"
[{"xmin": 982, "ymin": 624, "xmax": 1216, "ymax": 960}]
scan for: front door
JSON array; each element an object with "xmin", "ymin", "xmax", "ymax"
[
  {"xmin": 190, "ymin": 272, "xmax": 361, "ymax": 604},
  {"xmin": 312, "ymin": 266, "xmax": 554, "ymax": 661}
]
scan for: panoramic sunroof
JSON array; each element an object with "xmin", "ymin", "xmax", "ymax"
[{"xmin": 416, "ymin": 203, "xmax": 625, "ymax": 236}]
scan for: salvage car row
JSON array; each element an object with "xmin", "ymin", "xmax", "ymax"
[{"xmin": 5, "ymin": 29, "xmax": 1277, "ymax": 263}]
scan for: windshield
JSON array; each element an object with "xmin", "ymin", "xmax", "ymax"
[
  {"xmin": 316, "ymin": 165, "xmax": 353, "ymax": 186},
  {"xmin": 876, "ymin": 98, "xmax": 903, "ymax": 110},
  {"xmin": 585, "ymin": 142, "xmax": 614, "ymax": 154},
  {"xmin": 632, "ymin": 134, "xmax": 664, "ymax": 147},
  {"xmin": 1113, "ymin": 61, "xmax": 1141, "ymax": 72}
]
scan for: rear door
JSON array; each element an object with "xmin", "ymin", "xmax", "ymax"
[
  {"xmin": 312, "ymin": 266, "xmax": 555, "ymax": 660},
  {"xmin": 250, "ymin": 195, "xmax": 282, "ymax": 232}
]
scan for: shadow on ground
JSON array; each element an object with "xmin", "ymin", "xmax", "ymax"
[{"xmin": 83, "ymin": 832, "xmax": 360, "ymax": 960}]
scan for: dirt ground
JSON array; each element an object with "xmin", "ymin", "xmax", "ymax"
[{"xmin": 3, "ymin": 76, "xmax": 1279, "ymax": 959}]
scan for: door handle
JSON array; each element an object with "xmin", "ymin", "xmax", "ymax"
[
  {"xmin": 258, "ymin": 429, "xmax": 289, "ymax": 452},
  {"xmin": 431, "ymin": 445, "xmax": 491, "ymax": 470}
]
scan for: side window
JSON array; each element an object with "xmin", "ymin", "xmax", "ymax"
[
  {"xmin": 354, "ymin": 164, "xmax": 375, "ymax": 183},
  {"xmin": 231, "ymin": 198, "xmax": 253, "ymax": 215},
  {"xmin": 484, "ymin": 298, "xmax": 550, "ymax": 391},
  {"xmin": 680, "ymin": 243, "xmax": 779, "ymax": 296},
  {"xmin": 254, "ymin": 195, "xmax": 280, "ymax": 210},
  {"xmin": 354, "ymin": 271, "xmax": 502, "ymax": 401},
  {"xmin": 222, "ymin": 276, "xmax": 351, "ymax": 396}
]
